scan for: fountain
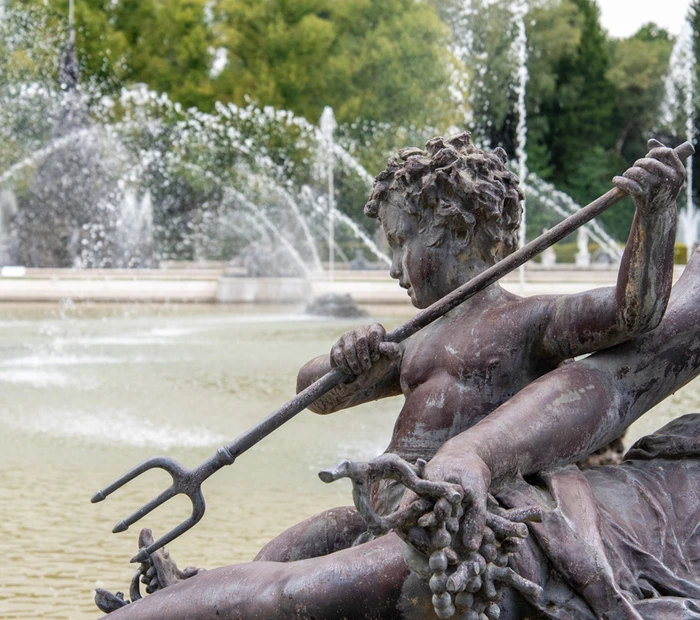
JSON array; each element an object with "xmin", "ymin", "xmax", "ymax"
[
  {"xmin": 1, "ymin": 2, "xmax": 630, "ymax": 283},
  {"xmin": 0, "ymin": 188, "xmax": 18, "ymax": 265},
  {"xmin": 0, "ymin": 7, "xmax": 391, "ymax": 278},
  {"xmin": 661, "ymin": 19, "xmax": 697, "ymax": 258},
  {"xmin": 439, "ymin": 0, "xmax": 622, "ymax": 266},
  {"xmin": 513, "ymin": 0, "xmax": 529, "ymax": 290}
]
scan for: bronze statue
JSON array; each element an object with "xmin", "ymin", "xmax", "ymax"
[{"xmin": 95, "ymin": 133, "xmax": 699, "ymax": 619}]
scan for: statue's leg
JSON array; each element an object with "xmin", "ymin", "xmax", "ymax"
[
  {"xmin": 101, "ymin": 534, "xmax": 418, "ymax": 620},
  {"xmin": 101, "ymin": 531, "xmax": 538, "ymax": 620},
  {"xmin": 254, "ymin": 505, "xmax": 366, "ymax": 562}
]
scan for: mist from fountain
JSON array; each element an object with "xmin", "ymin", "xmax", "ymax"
[
  {"xmin": 525, "ymin": 174, "xmax": 623, "ymax": 260},
  {"xmin": 444, "ymin": 0, "xmax": 624, "ymax": 265},
  {"xmin": 0, "ymin": 189, "xmax": 18, "ymax": 265}
]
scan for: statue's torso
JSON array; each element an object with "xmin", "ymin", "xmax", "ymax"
[{"xmin": 387, "ymin": 293, "xmax": 559, "ymax": 461}]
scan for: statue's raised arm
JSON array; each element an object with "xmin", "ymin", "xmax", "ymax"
[{"xmin": 539, "ymin": 139, "xmax": 685, "ymax": 361}]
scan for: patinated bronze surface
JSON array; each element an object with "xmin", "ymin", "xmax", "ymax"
[{"xmin": 96, "ymin": 134, "xmax": 700, "ymax": 619}]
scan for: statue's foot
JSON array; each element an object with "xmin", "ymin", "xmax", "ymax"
[
  {"xmin": 94, "ymin": 529, "xmax": 203, "ymax": 614},
  {"xmin": 95, "ymin": 589, "xmax": 129, "ymax": 614},
  {"xmin": 138, "ymin": 528, "xmax": 202, "ymax": 594}
]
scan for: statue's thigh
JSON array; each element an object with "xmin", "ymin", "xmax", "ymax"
[{"xmin": 254, "ymin": 505, "xmax": 367, "ymax": 562}]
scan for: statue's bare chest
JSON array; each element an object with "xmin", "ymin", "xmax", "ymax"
[{"xmin": 400, "ymin": 309, "xmax": 529, "ymax": 397}]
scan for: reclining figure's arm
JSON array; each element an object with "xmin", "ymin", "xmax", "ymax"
[{"xmin": 427, "ymin": 247, "xmax": 700, "ymax": 550}]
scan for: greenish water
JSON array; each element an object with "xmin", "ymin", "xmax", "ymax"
[
  {"xmin": 0, "ymin": 301, "xmax": 697, "ymax": 619},
  {"xmin": 0, "ymin": 303, "xmax": 402, "ymax": 619}
]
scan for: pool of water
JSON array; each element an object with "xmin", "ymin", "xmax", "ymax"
[{"xmin": 0, "ymin": 301, "xmax": 697, "ymax": 619}]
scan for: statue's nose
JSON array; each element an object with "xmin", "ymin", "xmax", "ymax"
[{"xmin": 389, "ymin": 255, "xmax": 402, "ymax": 280}]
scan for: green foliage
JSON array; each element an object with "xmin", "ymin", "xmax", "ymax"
[
  {"xmin": 12, "ymin": 0, "xmax": 455, "ymax": 131},
  {"xmin": 522, "ymin": 0, "xmax": 677, "ymax": 243},
  {"xmin": 607, "ymin": 26, "xmax": 673, "ymax": 160},
  {"xmin": 525, "ymin": 0, "xmax": 584, "ymax": 176},
  {"xmin": 212, "ymin": 0, "xmax": 454, "ymax": 129},
  {"xmin": 2, "ymin": 0, "xmax": 691, "ymax": 250},
  {"xmin": 430, "ymin": 0, "xmax": 522, "ymax": 149},
  {"xmin": 545, "ymin": 0, "xmax": 616, "ymax": 183},
  {"xmin": 675, "ymin": 243, "xmax": 690, "ymax": 264}
]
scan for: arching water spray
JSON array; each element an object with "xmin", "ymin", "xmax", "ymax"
[
  {"xmin": 320, "ymin": 107, "xmax": 337, "ymax": 280},
  {"xmin": 513, "ymin": 0, "xmax": 529, "ymax": 292},
  {"xmin": 662, "ymin": 20, "xmax": 697, "ymax": 256}
]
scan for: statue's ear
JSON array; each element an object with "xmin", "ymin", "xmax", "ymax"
[{"xmin": 493, "ymin": 147, "xmax": 508, "ymax": 164}]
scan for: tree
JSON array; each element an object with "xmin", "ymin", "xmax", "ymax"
[
  {"xmin": 547, "ymin": 0, "xmax": 616, "ymax": 185},
  {"xmin": 211, "ymin": 0, "xmax": 454, "ymax": 129},
  {"xmin": 525, "ymin": 0, "xmax": 584, "ymax": 177},
  {"xmin": 607, "ymin": 24, "xmax": 673, "ymax": 160}
]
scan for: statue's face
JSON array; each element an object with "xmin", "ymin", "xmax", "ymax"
[{"xmin": 380, "ymin": 201, "xmax": 452, "ymax": 309}]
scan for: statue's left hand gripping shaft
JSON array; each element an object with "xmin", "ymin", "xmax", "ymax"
[
  {"xmin": 320, "ymin": 455, "xmax": 543, "ymax": 619},
  {"xmin": 612, "ymin": 139, "xmax": 686, "ymax": 333}
]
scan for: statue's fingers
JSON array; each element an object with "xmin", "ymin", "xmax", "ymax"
[
  {"xmin": 647, "ymin": 138, "xmax": 665, "ymax": 151},
  {"xmin": 378, "ymin": 341, "xmax": 401, "ymax": 359},
  {"xmin": 481, "ymin": 565, "xmax": 499, "ymax": 600},
  {"xmin": 461, "ymin": 496, "xmax": 487, "ymax": 552},
  {"xmin": 331, "ymin": 342, "xmax": 351, "ymax": 375},
  {"xmin": 647, "ymin": 145, "xmax": 687, "ymax": 176},
  {"xmin": 367, "ymin": 325, "xmax": 384, "ymax": 361},
  {"xmin": 485, "ymin": 512, "xmax": 528, "ymax": 539},
  {"xmin": 141, "ymin": 566, "xmax": 156, "ymax": 584},
  {"xmin": 501, "ymin": 505, "xmax": 543, "ymax": 524},
  {"xmin": 488, "ymin": 565, "xmax": 543, "ymax": 601},
  {"xmin": 181, "ymin": 566, "xmax": 200, "ymax": 579},
  {"xmin": 623, "ymin": 166, "xmax": 652, "ymax": 187},
  {"xmin": 354, "ymin": 331, "xmax": 371, "ymax": 371},
  {"xmin": 613, "ymin": 175, "xmax": 644, "ymax": 197},
  {"xmin": 632, "ymin": 157, "xmax": 671, "ymax": 179},
  {"xmin": 343, "ymin": 334, "xmax": 363, "ymax": 374}
]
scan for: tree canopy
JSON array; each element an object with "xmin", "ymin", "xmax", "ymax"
[{"xmin": 3, "ymin": 0, "xmax": 698, "ymax": 245}]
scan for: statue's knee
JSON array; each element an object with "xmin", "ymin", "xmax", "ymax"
[{"xmin": 254, "ymin": 506, "xmax": 366, "ymax": 562}]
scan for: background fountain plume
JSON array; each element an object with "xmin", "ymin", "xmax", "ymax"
[
  {"xmin": 661, "ymin": 19, "xmax": 698, "ymax": 255},
  {"xmin": 3, "ymin": 1, "xmax": 682, "ymax": 274},
  {"xmin": 0, "ymin": 6, "xmax": 391, "ymax": 272}
]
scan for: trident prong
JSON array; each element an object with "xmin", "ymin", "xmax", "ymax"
[{"xmin": 91, "ymin": 454, "xmax": 213, "ymax": 562}]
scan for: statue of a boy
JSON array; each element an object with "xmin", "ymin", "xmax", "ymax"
[{"xmin": 97, "ymin": 133, "xmax": 688, "ymax": 619}]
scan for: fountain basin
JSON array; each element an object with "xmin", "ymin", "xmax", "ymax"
[
  {"xmin": 216, "ymin": 275, "xmax": 311, "ymax": 303},
  {"xmin": 0, "ymin": 266, "xmax": 686, "ymax": 303}
]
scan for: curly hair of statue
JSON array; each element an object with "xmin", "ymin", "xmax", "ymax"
[{"xmin": 364, "ymin": 131, "xmax": 524, "ymax": 262}]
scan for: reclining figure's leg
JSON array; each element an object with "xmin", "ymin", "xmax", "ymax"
[
  {"xmin": 254, "ymin": 505, "xmax": 366, "ymax": 562},
  {"xmin": 103, "ymin": 534, "xmax": 422, "ymax": 620}
]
